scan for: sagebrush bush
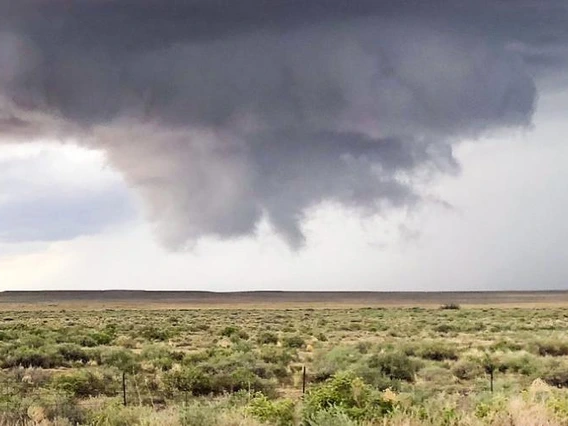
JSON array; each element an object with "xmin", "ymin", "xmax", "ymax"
[
  {"xmin": 259, "ymin": 346, "xmax": 296, "ymax": 365},
  {"xmin": 101, "ymin": 348, "xmax": 139, "ymax": 373},
  {"xmin": 164, "ymin": 366, "xmax": 213, "ymax": 395},
  {"xmin": 76, "ymin": 332, "xmax": 113, "ymax": 347},
  {"xmin": 57, "ymin": 344, "xmax": 91, "ymax": 364},
  {"xmin": 311, "ymin": 346, "xmax": 361, "ymax": 382},
  {"xmin": 367, "ymin": 351, "xmax": 419, "ymax": 382},
  {"xmin": 414, "ymin": 342, "xmax": 459, "ymax": 361},
  {"xmin": 257, "ymin": 332, "xmax": 279, "ymax": 345},
  {"xmin": 282, "ymin": 335, "xmax": 305, "ymax": 349},
  {"xmin": 451, "ymin": 359, "xmax": 483, "ymax": 380},
  {"xmin": 86, "ymin": 402, "xmax": 157, "ymax": 426},
  {"xmin": 140, "ymin": 345, "xmax": 178, "ymax": 371},
  {"xmin": 219, "ymin": 326, "xmax": 240, "ymax": 338},
  {"xmin": 533, "ymin": 339, "xmax": 568, "ymax": 357},
  {"xmin": 303, "ymin": 372, "xmax": 395, "ymax": 422},
  {"xmin": 303, "ymin": 407, "xmax": 358, "ymax": 426},
  {"xmin": 52, "ymin": 370, "xmax": 118, "ymax": 398},
  {"xmin": 440, "ymin": 303, "xmax": 461, "ymax": 310},
  {"xmin": 541, "ymin": 360, "xmax": 568, "ymax": 388},
  {"xmin": 164, "ymin": 364, "xmax": 275, "ymax": 397},
  {"xmin": 434, "ymin": 323, "xmax": 456, "ymax": 334},
  {"xmin": 495, "ymin": 351, "xmax": 539, "ymax": 375},
  {"xmin": 1, "ymin": 345, "xmax": 64, "ymax": 369},
  {"xmin": 139, "ymin": 325, "xmax": 171, "ymax": 342},
  {"xmin": 246, "ymin": 393, "xmax": 295, "ymax": 426},
  {"xmin": 179, "ymin": 401, "xmax": 221, "ymax": 426}
]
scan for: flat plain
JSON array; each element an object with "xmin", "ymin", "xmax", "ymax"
[{"xmin": 1, "ymin": 291, "xmax": 568, "ymax": 425}]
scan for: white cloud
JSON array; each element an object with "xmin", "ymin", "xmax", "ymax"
[{"xmin": 0, "ymin": 142, "xmax": 136, "ymax": 244}]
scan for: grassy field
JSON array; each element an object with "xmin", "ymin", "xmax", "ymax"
[{"xmin": 1, "ymin": 292, "xmax": 568, "ymax": 425}]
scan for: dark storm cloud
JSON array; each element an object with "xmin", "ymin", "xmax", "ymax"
[{"xmin": 0, "ymin": 0, "xmax": 566, "ymax": 247}]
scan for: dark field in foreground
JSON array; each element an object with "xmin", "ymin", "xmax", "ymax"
[
  {"xmin": 2, "ymin": 294, "xmax": 568, "ymax": 425},
  {"xmin": 2, "ymin": 290, "xmax": 568, "ymax": 310}
]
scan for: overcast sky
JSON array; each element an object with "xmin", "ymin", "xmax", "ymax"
[{"xmin": 0, "ymin": 1, "xmax": 567, "ymax": 291}]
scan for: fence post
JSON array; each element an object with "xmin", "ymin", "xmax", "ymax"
[
  {"xmin": 483, "ymin": 353, "xmax": 495, "ymax": 394},
  {"xmin": 302, "ymin": 366, "xmax": 307, "ymax": 394},
  {"xmin": 122, "ymin": 372, "xmax": 127, "ymax": 406}
]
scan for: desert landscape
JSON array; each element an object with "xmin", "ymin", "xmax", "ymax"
[
  {"xmin": 1, "ymin": 1, "xmax": 567, "ymax": 425},
  {"xmin": 1, "ymin": 291, "xmax": 568, "ymax": 425}
]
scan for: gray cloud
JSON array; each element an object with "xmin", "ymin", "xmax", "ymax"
[{"xmin": 0, "ymin": 0, "xmax": 565, "ymax": 248}]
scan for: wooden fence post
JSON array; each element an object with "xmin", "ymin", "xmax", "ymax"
[{"xmin": 122, "ymin": 372, "xmax": 127, "ymax": 406}]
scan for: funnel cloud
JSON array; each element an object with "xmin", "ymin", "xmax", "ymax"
[{"xmin": 0, "ymin": 1, "xmax": 566, "ymax": 248}]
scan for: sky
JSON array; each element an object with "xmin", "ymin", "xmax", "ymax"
[{"xmin": 0, "ymin": 1, "xmax": 567, "ymax": 291}]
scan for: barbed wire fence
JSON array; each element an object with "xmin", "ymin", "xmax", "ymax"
[
  {"xmin": 0, "ymin": 365, "xmax": 313, "ymax": 423},
  {"xmin": 0, "ymin": 364, "xmax": 499, "ymax": 425}
]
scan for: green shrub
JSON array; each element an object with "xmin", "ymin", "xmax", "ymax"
[
  {"xmin": 188, "ymin": 323, "xmax": 210, "ymax": 332},
  {"xmin": 496, "ymin": 352, "xmax": 539, "ymax": 375},
  {"xmin": 76, "ymin": 335, "xmax": 98, "ymax": 348},
  {"xmin": 220, "ymin": 326, "xmax": 240, "ymax": 337},
  {"xmin": 141, "ymin": 345, "xmax": 175, "ymax": 371},
  {"xmin": 246, "ymin": 393, "xmax": 295, "ymax": 426},
  {"xmin": 164, "ymin": 366, "xmax": 213, "ymax": 395},
  {"xmin": 490, "ymin": 339, "xmax": 523, "ymax": 352},
  {"xmin": 1, "ymin": 346, "xmax": 64, "ymax": 368},
  {"xmin": 350, "ymin": 364, "xmax": 401, "ymax": 391},
  {"xmin": 53, "ymin": 370, "xmax": 117, "ymax": 398},
  {"xmin": 355, "ymin": 341, "xmax": 372, "ymax": 354},
  {"xmin": 260, "ymin": 347, "xmax": 296, "ymax": 365},
  {"xmin": 216, "ymin": 367, "xmax": 274, "ymax": 395},
  {"xmin": 304, "ymin": 407, "xmax": 358, "ymax": 426},
  {"xmin": 452, "ymin": 359, "xmax": 483, "ymax": 380},
  {"xmin": 90, "ymin": 332, "xmax": 114, "ymax": 346},
  {"xmin": 533, "ymin": 339, "xmax": 568, "ymax": 357},
  {"xmin": 312, "ymin": 346, "xmax": 361, "ymax": 382},
  {"xmin": 416, "ymin": 342, "xmax": 459, "ymax": 361},
  {"xmin": 434, "ymin": 323, "xmax": 456, "ymax": 334},
  {"xmin": 303, "ymin": 372, "xmax": 395, "ymax": 422},
  {"xmin": 282, "ymin": 335, "xmax": 305, "ymax": 349},
  {"xmin": 367, "ymin": 352, "xmax": 419, "ymax": 382},
  {"xmin": 440, "ymin": 304, "xmax": 461, "ymax": 310},
  {"xmin": 139, "ymin": 326, "xmax": 170, "ymax": 342},
  {"xmin": 258, "ymin": 332, "xmax": 279, "ymax": 345},
  {"xmin": 541, "ymin": 360, "xmax": 568, "ymax": 388},
  {"xmin": 86, "ymin": 402, "xmax": 151, "ymax": 426},
  {"xmin": 179, "ymin": 402, "xmax": 221, "ymax": 426},
  {"xmin": 101, "ymin": 348, "xmax": 139, "ymax": 373},
  {"xmin": 164, "ymin": 365, "xmax": 274, "ymax": 396},
  {"xmin": 57, "ymin": 344, "xmax": 90, "ymax": 364}
]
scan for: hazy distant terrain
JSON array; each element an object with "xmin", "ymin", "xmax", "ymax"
[{"xmin": 1, "ymin": 290, "xmax": 568, "ymax": 310}]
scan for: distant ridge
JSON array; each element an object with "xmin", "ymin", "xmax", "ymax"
[{"xmin": 1, "ymin": 290, "xmax": 568, "ymax": 308}]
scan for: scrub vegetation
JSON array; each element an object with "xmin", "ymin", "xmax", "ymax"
[{"xmin": 2, "ymin": 306, "xmax": 568, "ymax": 425}]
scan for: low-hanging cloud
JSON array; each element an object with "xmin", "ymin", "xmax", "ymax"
[{"xmin": 0, "ymin": 0, "xmax": 566, "ymax": 248}]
